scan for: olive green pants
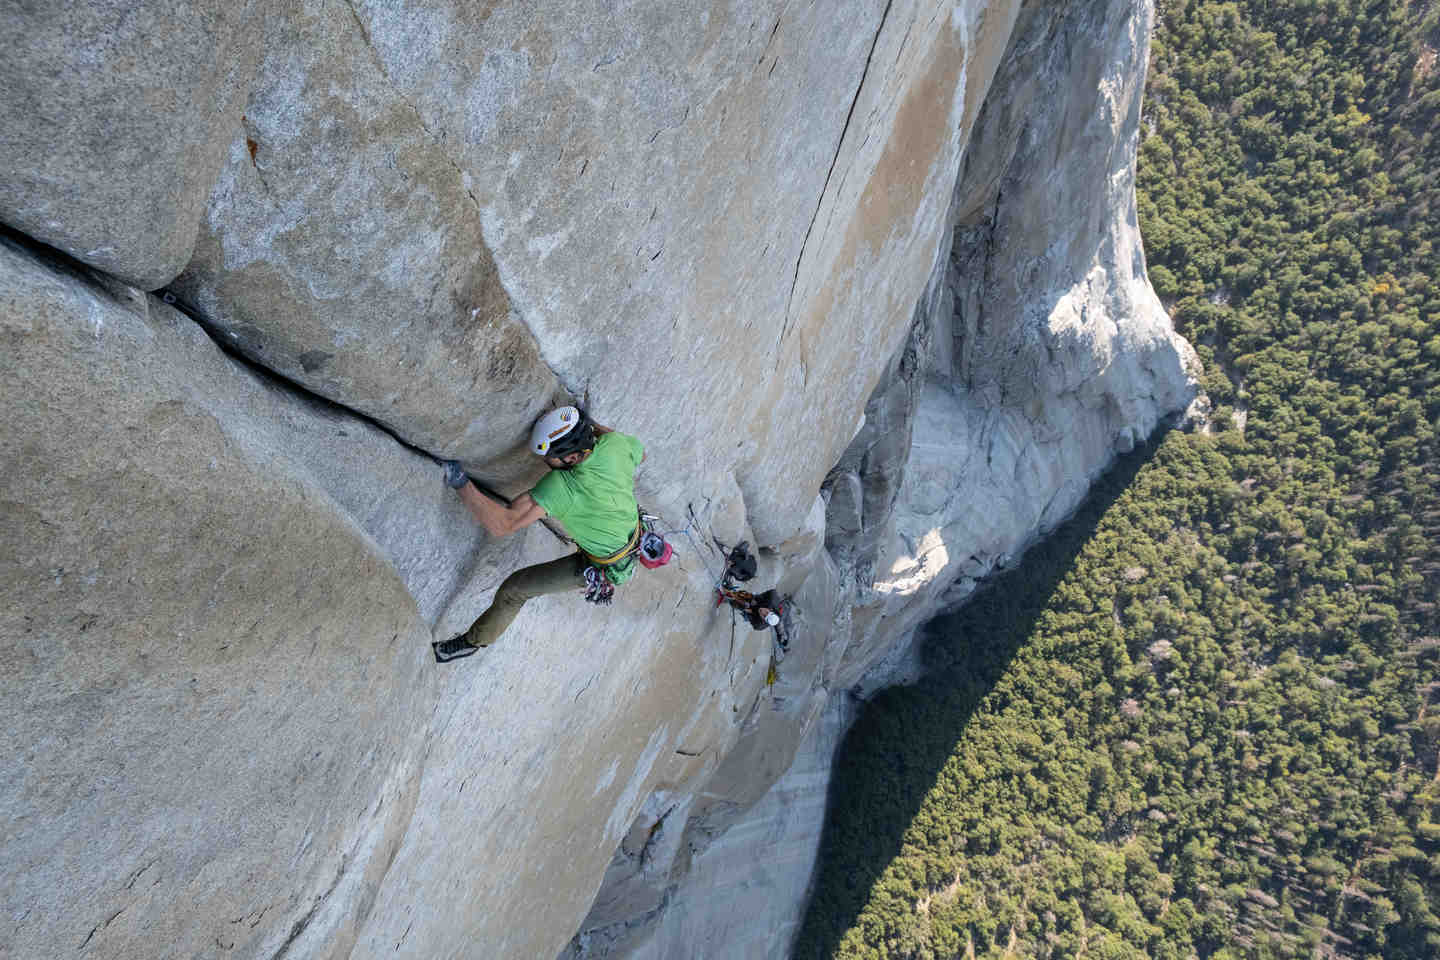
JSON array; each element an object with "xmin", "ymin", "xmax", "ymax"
[{"xmin": 462, "ymin": 553, "xmax": 582, "ymax": 648}]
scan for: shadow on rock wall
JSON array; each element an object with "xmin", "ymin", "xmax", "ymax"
[{"xmin": 791, "ymin": 432, "xmax": 1166, "ymax": 959}]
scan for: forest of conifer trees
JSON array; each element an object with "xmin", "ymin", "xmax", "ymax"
[{"xmin": 795, "ymin": 0, "xmax": 1440, "ymax": 956}]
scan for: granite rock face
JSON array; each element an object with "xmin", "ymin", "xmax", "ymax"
[
  {"xmin": 568, "ymin": 0, "xmax": 1200, "ymax": 954},
  {"xmin": 0, "ymin": 235, "xmax": 433, "ymax": 960},
  {"xmin": 0, "ymin": 223, "xmax": 774, "ymax": 960},
  {"xmin": 843, "ymin": 0, "xmax": 1201, "ymax": 677},
  {"xmin": 0, "ymin": 1, "xmax": 271, "ymax": 290},
  {"xmin": 166, "ymin": 0, "xmax": 992, "ymax": 498},
  {"xmin": 566, "ymin": 696, "xmax": 861, "ymax": 960},
  {"xmin": 168, "ymin": 0, "xmax": 561, "ymax": 478},
  {"xmin": 1, "ymin": 0, "xmax": 1196, "ymax": 958}
]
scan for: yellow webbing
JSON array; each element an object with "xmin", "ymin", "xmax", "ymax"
[{"xmin": 581, "ymin": 519, "xmax": 643, "ymax": 567}]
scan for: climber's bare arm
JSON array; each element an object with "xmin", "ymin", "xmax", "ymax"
[{"xmin": 458, "ymin": 486, "xmax": 547, "ymax": 538}]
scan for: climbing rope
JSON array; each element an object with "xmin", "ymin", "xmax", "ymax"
[
  {"xmin": 644, "ymin": 503, "xmax": 728, "ymax": 589},
  {"xmin": 643, "ymin": 503, "xmax": 792, "ymax": 680}
]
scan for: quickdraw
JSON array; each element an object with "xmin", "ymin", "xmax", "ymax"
[{"xmin": 582, "ymin": 565, "xmax": 615, "ymax": 605}]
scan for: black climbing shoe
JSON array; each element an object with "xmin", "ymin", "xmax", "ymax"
[{"xmin": 432, "ymin": 636, "xmax": 479, "ymax": 663}]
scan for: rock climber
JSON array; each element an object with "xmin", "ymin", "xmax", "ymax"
[
  {"xmin": 716, "ymin": 581, "xmax": 788, "ymax": 649},
  {"xmin": 431, "ymin": 405, "xmax": 645, "ymax": 663},
  {"xmin": 740, "ymin": 588, "xmax": 784, "ymax": 634}
]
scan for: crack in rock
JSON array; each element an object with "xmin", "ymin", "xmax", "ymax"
[
  {"xmin": 266, "ymin": 855, "xmax": 348, "ymax": 960},
  {"xmin": 777, "ymin": 0, "xmax": 895, "ymax": 360}
]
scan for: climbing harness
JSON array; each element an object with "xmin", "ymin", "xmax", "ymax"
[
  {"xmin": 576, "ymin": 510, "xmax": 675, "ymax": 601},
  {"xmin": 575, "ymin": 518, "xmax": 641, "ymax": 605},
  {"xmin": 580, "ymin": 518, "xmax": 643, "ymax": 568}
]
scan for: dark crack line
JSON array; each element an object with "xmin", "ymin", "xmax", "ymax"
[
  {"xmin": 341, "ymin": 0, "xmax": 376, "ymax": 55},
  {"xmin": 266, "ymin": 855, "xmax": 348, "ymax": 960},
  {"xmin": 756, "ymin": 1, "xmax": 789, "ymax": 67},
  {"xmin": 892, "ymin": 16, "xmax": 914, "ymax": 70},
  {"xmin": 977, "ymin": 181, "xmax": 1003, "ymax": 353},
  {"xmin": 155, "ymin": 286, "xmax": 573, "ymax": 547},
  {"xmin": 78, "ymin": 906, "xmax": 126, "ymax": 952},
  {"xmin": 506, "ymin": 307, "xmax": 589, "ymax": 407},
  {"xmin": 775, "ymin": 0, "xmax": 894, "ymax": 368},
  {"xmin": 123, "ymin": 859, "xmax": 158, "ymax": 890},
  {"xmin": 159, "ymin": 289, "xmax": 441, "ymax": 465},
  {"xmin": 638, "ymin": 804, "xmax": 679, "ymax": 865}
]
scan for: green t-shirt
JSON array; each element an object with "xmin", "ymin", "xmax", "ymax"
[{"xmin": 530, "ymin": 431, "xmax": 644, "ymax": 584}]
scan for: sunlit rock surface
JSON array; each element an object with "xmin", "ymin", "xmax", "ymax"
[
  {"xmin": 563, "ymin": 697, "xmax": 860, "ymax": 960},
  {"xmin": 1, "ymin": 0, "xmax": 1194, "ymax": 957},
  {"xmin": 846, "ymin": 0, "xmax": 1200, "ymax": 685},
  {"xmin": 573, "ymin": 0, "xmax": 1198, "ymax": 954},
  {"xmin": 0, "ymin": 235, "xmax": 433, "ymax": 960}
]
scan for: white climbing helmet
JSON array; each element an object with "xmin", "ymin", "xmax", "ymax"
[
  {"xmin": 764, "ymin": 612, "xmax": 780, "ymax": 627},
  {"xmin": 530, "ymin": 405, "xmax": 585, "ymax": 457}
]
